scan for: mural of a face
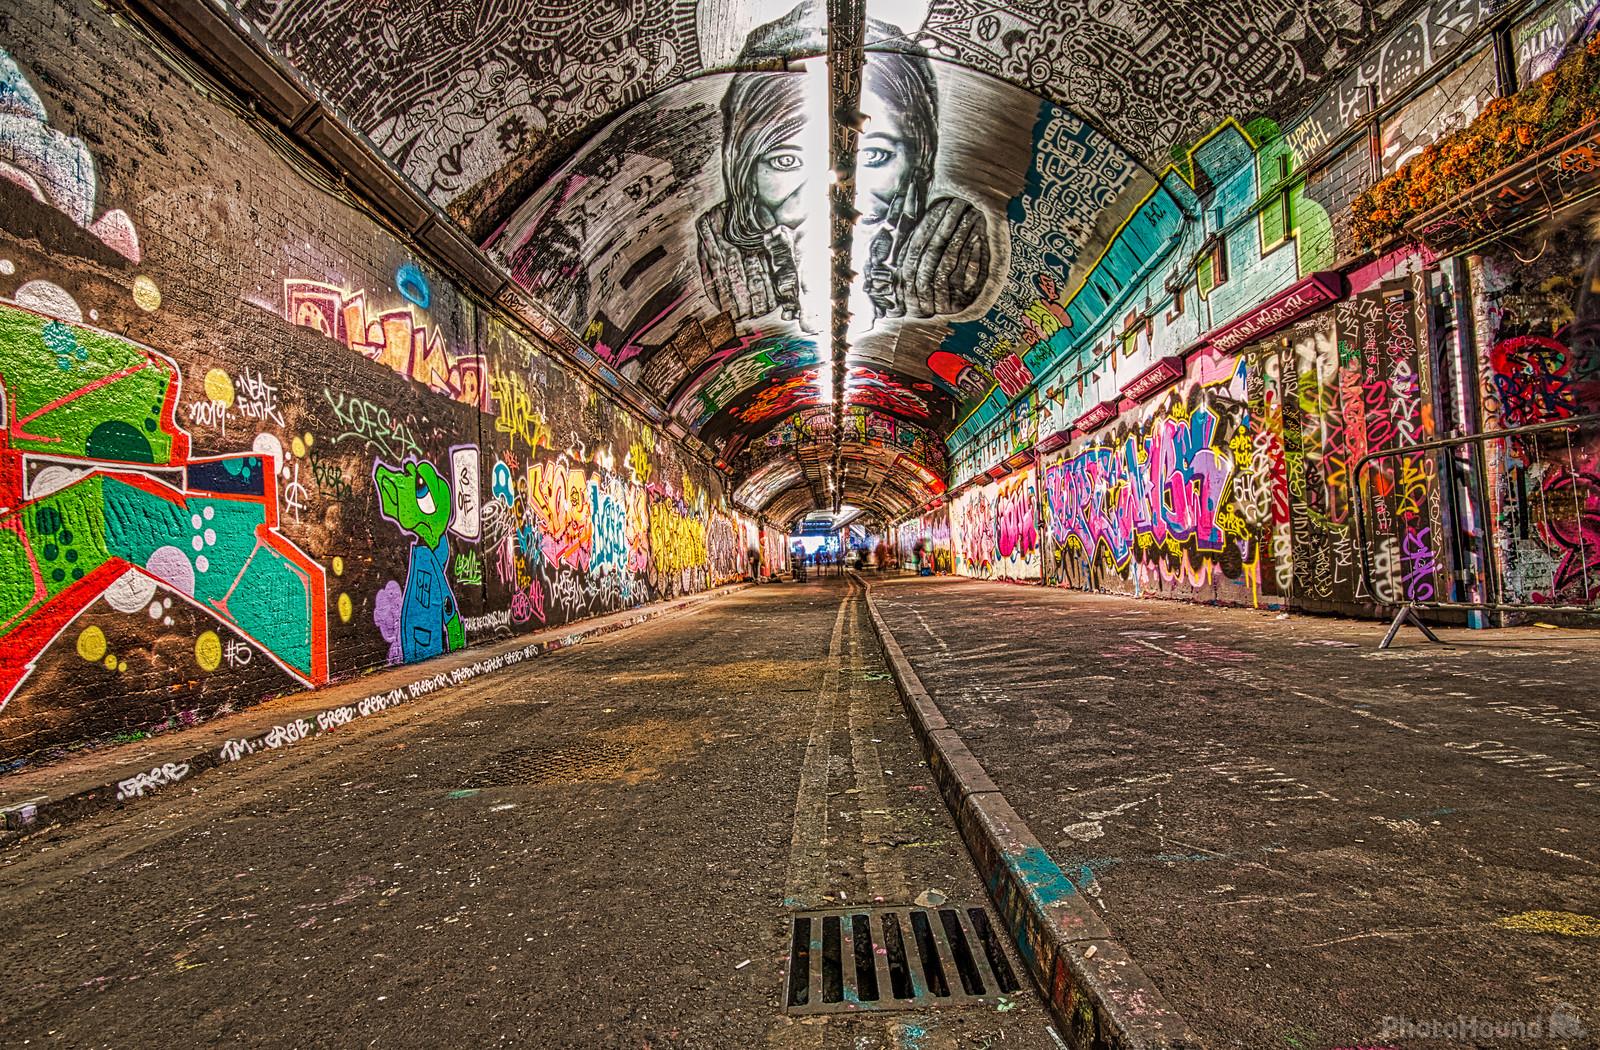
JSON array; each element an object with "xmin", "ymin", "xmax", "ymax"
[
  {"xmin": 494, "ymin": 2, "xmax": 1167, "ymax": 448},
  {"xmin": 697, "ymin": 67, "xmax": 823, "ymax": 334},
  {"xmin": 857, "ymin": 132, "xmax": 910, "ymax": 224},
  {"xmin": 697, "ymin": 3, "xmax": 995, "ymax": 340},
  {"xmin": 857, "ymin": 53, "xmax": 935, "ymax": 229},
  {"xmin": 855, "ymin": 46, "xmax": 990, "ymax": 323},
  {"xmin": 753, "ymin": 124, "xmax": 810, "ymax": 229}
]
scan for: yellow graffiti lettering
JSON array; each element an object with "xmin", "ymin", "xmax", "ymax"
[
  {"xmin": 626, "ymin": 486, "xmax": 652, "ymax": 574},
  {"xmin": 528, "ymin": 458, "xmax": 591, "ymax": 569},
  {"xmin": 648, "ymin": 501, "xmax": 708, "ymax": 578},
  {"xmin": 490, "ymin": 366, "xmax": 551, "ymax": 453},
  {"xmin": 1494, "ymin": 911, "xmax": 1600, "ymax": 937},
  {"xmin": 627, "ymin": 439, "xmax": 654, "ymax": 486}
]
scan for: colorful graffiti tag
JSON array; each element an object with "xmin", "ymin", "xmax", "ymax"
[
  {"xmin": 952, "ymin": 469, "xmax": 1040, "ymax": 581},
  {"xmin": 898, "ymin": 504, "xmax": 953, "ymax": 574},
  {"xmin": 0, "ymin": 24, "xmax": 781, "ymax": 764},
  {"xmin": 1043, "ymin": 354, "xmax": 1269, "ymax": 601},
  {"xmin": 1043, "ymin": 276, "xmax": 1446, "ymax": 608},
  {"xmin": 1038, "ymin": 279, "xmax": 1440, "ymax": 607},
  {"xmin": 1317, "ymin": 284, "xmax": 1440, "ymax": 606},
  {"xmin": 285, "ymin": 277, "xmax": 489, "ymax": 410},
  {"xmin": 1478, "ymin": 226, "xmax": 1600, "ymax": 606},
  {"xmin": 0, "ymin": 302, "xmax": 329, "ymax": 707}
]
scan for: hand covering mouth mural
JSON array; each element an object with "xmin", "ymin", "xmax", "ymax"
[
  {"xmin": 695, "ymin": 8, "xmax": 990, "ymax": 332},
  {"xmin": 489, "ymin": 0, "xmax": 1065, "ymax": 453}
]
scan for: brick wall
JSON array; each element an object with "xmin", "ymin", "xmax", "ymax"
[{"xmin": 0, "ymin": 0, "xmax": 760, "ymax": 762}]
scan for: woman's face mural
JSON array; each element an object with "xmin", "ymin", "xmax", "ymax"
[
  {"xmin": 857, "ymin": 57, "xmax": 930, "ymax": 228},
  {"xmin": 753, "ymin": 135, "xmax": 809, "ymax": 228},
  {"xmin": 698, "ymin": 67, "xmax": 828, "ymax": 334},
  {"xmin": 491, "ymin": 0, "xmax": 1168, "ymax": 452},
  {"xmin": 698, "ymin": 8, "xmax": 993, "ymax": 337},
  {"xmin": 853, "ymin": 48, "xmax": 990, "ymax": 325},
  {"xmin": 856, "ymin": 126, "xmax": 911, "ymax": 226}
]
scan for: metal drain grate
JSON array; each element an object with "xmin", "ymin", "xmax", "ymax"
[
  {"xmin": 463, "ymin": 741, "xmax": 639, "ymax": 787},
  {"xmin": 784, "ymin": 905, "xmax": 1021, "ymax": 1014}
]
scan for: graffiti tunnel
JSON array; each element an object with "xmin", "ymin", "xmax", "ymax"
[{"xmin": 1, "ymin": 0, "xmax": 1599, "ymax": 1045}]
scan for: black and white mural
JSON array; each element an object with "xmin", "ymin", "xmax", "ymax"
[
  {"xmin": 484, "ymin": 3, "xmax": 1103, "ymax": 457},
  {"xmin": 693, "ymin": 9, "xmax": 995, "ymax": 329},
  {"xmin": 480, "ymin": 3, "xmax": 1185, "ymax": 466},
  {"xmin": 696, "ymin": 8, "xmax": 831, "ymax": 337},
  {"xmin": 243, "ymin": 0, "xmax": 1456, "ymax": 223}
]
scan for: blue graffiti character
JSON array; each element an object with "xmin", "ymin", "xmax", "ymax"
[{"xmin": 374, "ymin": 459, "xmax": 465, "ymax": 663}]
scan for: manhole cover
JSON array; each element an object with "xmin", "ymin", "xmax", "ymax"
[
  {"xmin": 784, "ymin": 905, "xmax": 1020, "ymax": 1015},
  {"xmin": 463, "ymin": 741, "xmax": 639, "ymax": 787}
]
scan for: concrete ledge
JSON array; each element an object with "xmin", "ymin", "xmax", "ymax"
[
  {"xmin": 959, "ymin": 790, "xmax": 1112, "ymax": 946},
  {"xmin": 925, "ymin": 727, "xmax": 997, "ymax": 811},
  {"xmin": 903, "ymin": 689, "xmax": 948, "ymax": 733},
  {"xmin": 856, "ymin": 574, "xmax": 1201, "ymax": 1050},
  {"xmin": 1, "ymin": 582, "xmax": 752, "ymax": 842}
]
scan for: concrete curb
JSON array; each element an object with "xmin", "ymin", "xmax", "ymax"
[
  {"xmin": 855, "ymin": 574, "xmax": 1202, "ymax": 1050},
  {"xmin": 1, "ymin": 582, "xmax": 753, "ymax": 841}
]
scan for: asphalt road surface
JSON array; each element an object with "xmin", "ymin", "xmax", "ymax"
[
  {"xmin": 870, "ymin": 576, "xmax": 1600, "ymax": 1049},
  {"xmin": 0, "ymin": 579, "xmax": 1055, "ymax": 1050}
]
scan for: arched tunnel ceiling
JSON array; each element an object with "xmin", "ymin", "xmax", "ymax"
[
  {"xmin": 243, "ymin": 0, "xmax": 1421, "ymax": 228},
  {"xmin": 476, "ymin": 50, "xmax": 1164, "ymax": 491},
  {"xmin": 239, "ymin": 0, "xmax": 1439, "ymax": 520},
  {"xmin": 732, "ymin": 405, "xmax": 946, "ymax": 522}
]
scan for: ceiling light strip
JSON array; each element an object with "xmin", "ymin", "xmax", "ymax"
[{"xmin": 826, "ymin": 0, "xmax": 865, "ymax": 513}]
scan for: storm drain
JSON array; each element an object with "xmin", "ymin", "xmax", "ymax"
[
  {"xmin": 462, "ymin": 741, "xmax": 639, "ymax": 787},
  {"xmin": 784, "ymin": 905, "xmax": 1021, "ymax": 1014}
]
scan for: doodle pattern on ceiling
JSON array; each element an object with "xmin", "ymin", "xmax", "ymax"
[
  {"xmin": 242, "ymin": 0, "xmax": 824, "ymax": 214},
  {"xmin": 243, "ymin": 0, "xmax": 1457, "ymax": 223},
  {"xmin": 238, "ymin": 0, "xmax": 1498, "ymax": 524}
]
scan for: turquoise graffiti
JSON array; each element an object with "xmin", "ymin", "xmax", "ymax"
[
  {"xmin": 373, "ymin": 457, "xmax": 466, "ymax": 664},
  {"xmin": 0, "ymin": 301, "xmax": 328, "ymax": 705},
  {"xmin": 588, "ymin": 476, "xmax": 629, "ymax": 577}
]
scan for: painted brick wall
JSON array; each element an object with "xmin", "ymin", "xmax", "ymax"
[
  {"xmin": 1037, "ymin": 278, "xmax": 1439, "ymax": 612},
  {"xmin": 950, "ymin": 467, "xmax": 1041, "ymax": 582},
  {"xmin": 0, "ymin": 1, "xmax": 761, "ymax": 762}
]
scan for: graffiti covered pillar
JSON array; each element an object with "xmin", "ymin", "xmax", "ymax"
[{"xmin": 1468, "ymin": 214, "xmax": 1600, "ymax": 611}]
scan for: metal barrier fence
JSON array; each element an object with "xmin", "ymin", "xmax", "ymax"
[{"xmin": 1353, "ymin": 413, "xmax": 1600, "ymax": 646}]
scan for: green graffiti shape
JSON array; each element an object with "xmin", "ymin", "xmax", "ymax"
[{"xmin": 374, "ymin": 460, "xmax": 452, "ymax": 549}]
